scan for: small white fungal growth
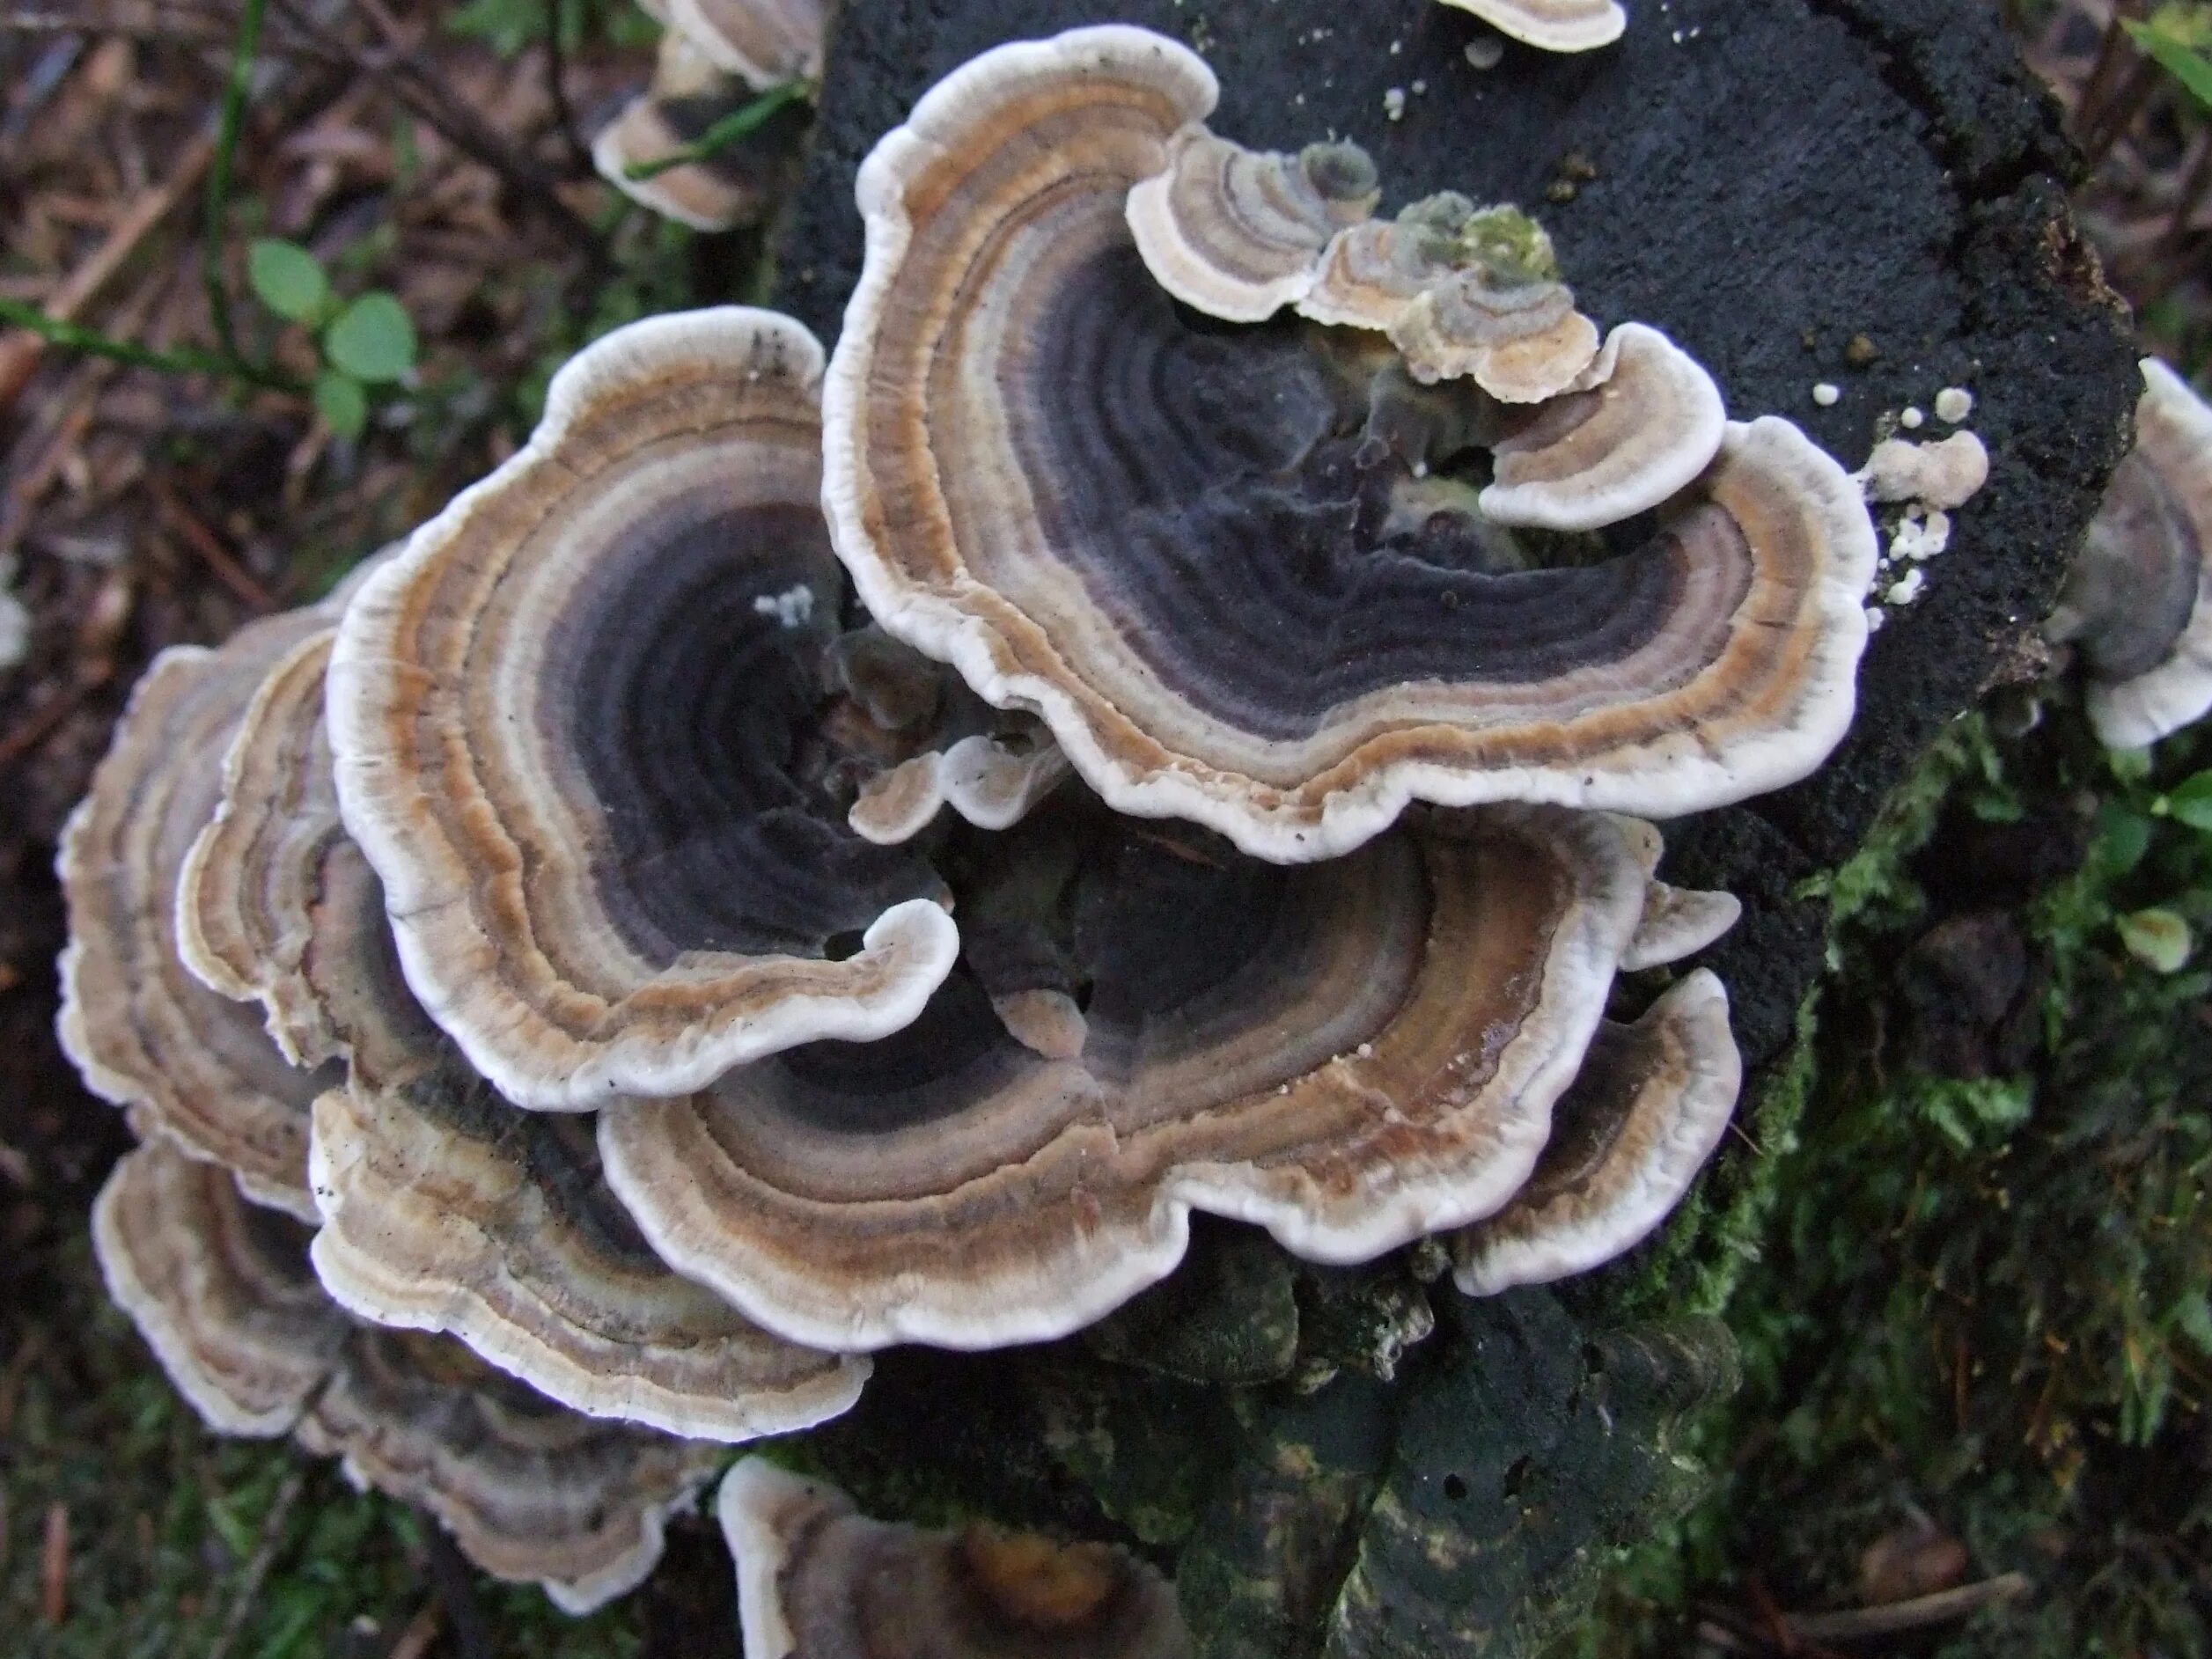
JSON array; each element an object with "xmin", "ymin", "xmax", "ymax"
[
  {"xmin": 1889, "ymin": 509, "xmax": 1951, "ymax": 562},
  {"xmin": 1384, "ymin": 86, "xmax": 1408, "ymax": 121},
  {"xmin": 1811, "ymin": 382, "xmax": 1841, "ymax": 407},
  {"xmin": 1885, "ymin": 568, "xmax": 1925, "ymax": 606},
  {"xmin": 1864, "ymin": 604, "xmax": 1886, "ymax": 632},
  {"xmin": 1934, "ymin": 386, "xmax": 1973, "ymax": 424},
  {"xmin": 1464, "ymin": 34, "xmax": 1506, "ymax": 68},
  {"xmin": 1858, "ymin": 430, "xmax": 1989, "ymax": 510},
  {"xmin": 1900, "ymin": 407, "xmax": 1924, "ymax": 429},
  {"xmin": 751, "ymin": 584, "xmax": 816, "ymax": 628}
]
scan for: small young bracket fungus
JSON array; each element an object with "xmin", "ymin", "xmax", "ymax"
[
  {"xmin": 328, "ymin": 308, "xmax": 957, "ymax": 1108},
  {"xmin": 57, "ymin": 610, "xmax": 341, "ymax": 1217},
  {"xmin": 718, "ymin": 1458, "xmax": 1193, "ymax": 1659},
  {"xmin": 592, "ymin": 31, "xmax": 785, "ymax": 231},
  {"xmin": 298, "ymin": 1331, "xmax": 724, "ymax": 1616},
  {"xmin": 1435, "ymin": 0, "xmax": 1628, "ymax": 54},
  {"xmin": 824, "ymin": 27, "xmax": 1878, "ymax": 862},
  {"xmin": 1606, "ymin": 811, "xmax": 1744, "ymax": 973},
  {"xmin": 599, "ymin": 806, "xmax": 1650, "ymax": 1352},
  {"xmin": 92, "ymin": 1140, "xmax": 348, "ymax": 1436},
  {"xmin": 1481, "ymin": 323, "xmax": 1728, "ymax": 532},
  {"xmin": 1126, "ymin": 130, "xmax": 1380, "ymax": 323},
  {"xmin": 1857, "ymin": 429, "xmax": 1991, "ymax": 512},
  {"xmin": 848, "ymin": 727, "xmax": 1073, "ymax": 847},
  {"xmin": 664, "ymin": 0, "xmax": 827, "ymax": 89},
  {"xmin": 1452, "ymin": 969, "xmax": 1741, "ymax": 1296},
  {"xmin": 2049, "ymin": 358, "xmax": 2212, "ymax": 750}
]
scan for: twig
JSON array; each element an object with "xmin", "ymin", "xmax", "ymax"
[
  {"xmin": 623, "ymin": 79, "xmax": 812, "ymax": 180},
  {"xmin": 269, "ymin": 0, "xmax": 602, "ymax": 263},
  {"xmin": 0, "ymin": 122, "xmax": 217, "ymax": 414},
  {"xmin": 0, "ymin": 297, "xmax": 301, "ymax": 393},
  {"xmin": 418, "ymin": 1510, "xmax": 495, "ymax": 1659},
  {"xmin": 1782, "ymin": 1573, "xmax": 2034, "ymax": 1641},
  {"xmin": 204, "ymin": 0, "xmax": 271, "ymax": 365},
  {"xmin": 386, "ymin": 1601, "xmax": 443, "ymax": 1659},
  {"xmin": 203, "ymin": 1467, "xmax": 309, "ymax": 1659},
  {"xmin": 151, "ymin": 478, "xmax": 282, "ymax": 611},
  {"xmin": 40, "ymin": 1502, "xmax": 67, "ymax": 1625},
  {"xmin": 541, "ymin": 0, "xmax": 592, "ymax": 178}
]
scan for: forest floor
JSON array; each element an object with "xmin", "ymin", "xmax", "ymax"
[{"xmin": 0, "ymin": 4, "xmax": 2208, "ymax": 1657}]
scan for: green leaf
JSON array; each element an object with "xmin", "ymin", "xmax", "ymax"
[
  {"xmin": 2165, "ymin": 770, "xmax": 2212, "ymax": 831},
  {"xmin": 2119, "ymin": 907, "xmax": 2194, "ymax": 974},
  {"xmin": 2176, "ymin": 1291, "xmax": 2212, "ymax": 1355},
  {"xmin": 246, "ymin": 239, "xmax": 331, "ymax": 324},
  {"xmin": 2093, "ymin": 800, "xmax": 2157, "ymax": 877},
  {"xmin": 322, "ymin": 292, "xmax": 416, "ymax": 384},
  {"xmin": 2125, "ymin": 18, "xmax": 2212, "ymax": 110},
  {"xmin": 312, "ymin": 369, "xmax": 368, "ymax": 439}
]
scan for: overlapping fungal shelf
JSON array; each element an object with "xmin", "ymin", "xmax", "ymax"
[{"xmin": 60, "ymin": 12, "xmax": 1981, "ymax": 1624}]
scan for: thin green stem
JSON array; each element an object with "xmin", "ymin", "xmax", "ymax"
[
  {"xmin": 0, "ymin": 297, "xmax": 305, "ymax": 394},
  {"xmin": 203, "ymin": 0, "xmax": 269, "ymax": 363},
  {"xmin": 622, "ymin": 80, "xmax": 812, "ymax": 182}
]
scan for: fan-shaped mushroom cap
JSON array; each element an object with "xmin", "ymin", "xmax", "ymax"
[
  {"xmin": 177, "ymin": 628, "xmax": 351, "ymax": 1068},
  {"xmin": 180, "ymin": 627, "xmax": 870, "ymax": 1440},
  {"xmin": 298, "ymin": 1331, "xmax": 723, "ymax": 1616},
  {"xmin": 600, "ymin": 805, "xmax": 1649, "ymax": 1351},
  {"xmin": 592, "ymin": 32, "xmax": 784, "ymax": 231},
  {"xmin": 329, "ymin": 308, "xmax": 956, "ymax": 1108},
  {"xmin": 1481, "ymin": 323, "xmax": 1728, "ymax": 531},
  {"xmin": 1436, "ymin": 0, "xmax": 1628, "ymax": 53},
  {"xmin": 2051, "ymin": 358, "xmax": 2212, "ymax": 749},
  {"xmin": 1452, "ymin": 969, "xmax": 1740, "ymax": 1296},
  {"xmin": 1298, "ymin": 196, "xmax": 1601, "ymax": 404},
  {"xmin": 665, "ymin": 0, "xmax": 826, "ymax": 88},
  {"xmin": 827, "ymin": 30, "xmax": 1873, "ymax": 861},
  {"xmin": 828, "ymin": 33, "xmax": 1877, "ymax": 858},
  {"xmin": 1127, "ymin": 130, "xmax": 1379, "ymax": 323},
  {"xmin": 849, "ymin": 726, "xmax": 1072, "ymax": 847},
  {"xmin": 718, "ymin": 1458, "xmax": 1193, "ymax": 1659},
  {"xmin": 92, "ymin": 1140, "xmax": 347, "ymax": 1435},
  {"xmin": 1386, "ymin": 266, "xmax": 1601, "ymax": 400},
  {"xmin": 58, "ymin": 611, "xmax": 341, "ymax": 1217},
  {"xmin": 1622, "ymin": 881, "xmax": 1742, "ymax": 972}
]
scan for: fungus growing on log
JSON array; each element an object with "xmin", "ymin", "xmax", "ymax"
[
  {"xmin": 92, "ymin": 1139, "xmax": 721, "ymax": 1614},
  {"xmin": 1451, "ymin": 970, "xmax": 1742, "ymax": 1295},
  {"xmin": 177, "ymin": 617, "xmax": 870, "ymax": 1441},
  {"xmin": 600, "ymin": 804, "xmax": 1653, "ymax": 1351},
  {"xmin": 719, "ymin": 1458, "xmax": 1193, "ymax": 1659},
  {"xmin": 1480, "ymin": 323, "xmax": 1727, "ymax": 532},
  {"xmin": 2049, "ymin": 358, "xmax": 2212, "ymax": 749},
  {"xmin": 92, "ymin": 1141, "xmax": 346, "ymax": 1435},
  {"xmin": 1435, "ymin": 0, "xmax": 1627, "ymax": 54},
  {"xmin": 328, "ymin": 309, "xmax": 956, "ymax": 1108},
  {"xmin": 823, "ymin": 26, "xmax": 1879, "ymax": 863},
  {"xmin": 58, "ymin": 609, "xmax": 341, "ymax": 1217},
  {"xmin": 1125, "ymin": 130, "xmax": 1379, "ymax": 322},
  {"xmin": 593, "ymin": 31, "xmax": 785, "ymax": 231},
  {"xmin": 664, "ymin": 0, "xmax": 827, "ymax": 87},
  {"xmin": 297, "ymin": 1332, "xmax": 722, "ymax": 1615}
]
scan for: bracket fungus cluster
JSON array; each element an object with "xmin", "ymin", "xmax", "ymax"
[
  {"xmin": 2049, "ymin": 358, "xmax": 2212, "ymax": 750},
  {"xmin": 58, "ymin": 18, "xmax": 1902, "ymax": 1621}
]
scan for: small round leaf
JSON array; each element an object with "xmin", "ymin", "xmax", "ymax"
[
  {"xmin": 246, "ymin": 239, "xmax": 332, "ymax": 324},
  {"xmin": 324, "ymin": 292, "xmax": 417, "ymax": 385},
  {"xmin": 313, "ymin": 369, "xmax": 369, "ymax": 440}
]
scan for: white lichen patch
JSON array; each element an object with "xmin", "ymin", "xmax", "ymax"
[{"xmin": 751, "ymin": 584, "xmax": 816, "ymax": 629}]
